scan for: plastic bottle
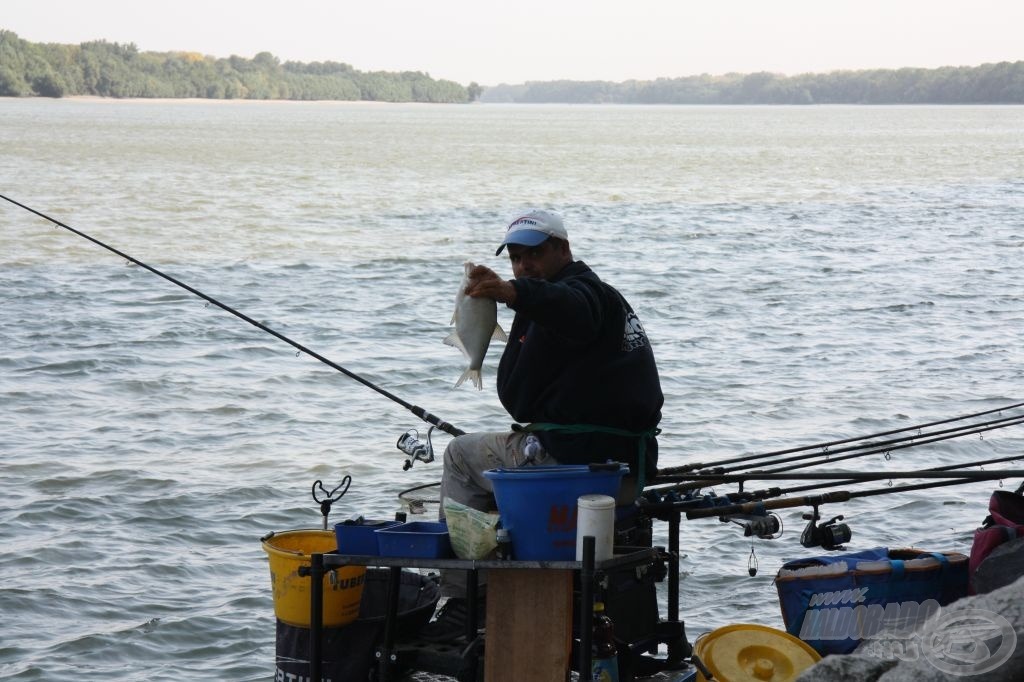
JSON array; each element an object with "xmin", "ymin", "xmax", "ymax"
[
  {"xmin": 495, "ymin": 528, "xmax": 512, "ymax": 560},
  {"xmin": 591, "ymin": 601, "xmax": 619, "ymax": 682}
]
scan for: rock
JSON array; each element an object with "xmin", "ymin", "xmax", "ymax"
[
  {"xmin": 974, "ymin": 536, "xmax": 1024, "ymax": 595},
  {"xmin": 794, "ymin": 654, "xmax": 896, "ymax": 681},
  {"xmin": 796, "ymin": 574, "xmax": 1024, "ymax": 682}
]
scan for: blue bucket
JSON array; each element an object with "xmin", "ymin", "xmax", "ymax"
[{"xmin": 483, "ymin": 464, "xmax": 626, "ymax": 560}]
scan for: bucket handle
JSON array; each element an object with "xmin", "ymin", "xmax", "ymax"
[{"xmin": 691, "ymin": 653, "xmax": 716, "ymax": 680}]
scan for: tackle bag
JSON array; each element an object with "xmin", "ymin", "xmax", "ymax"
[
  {"xmin": 774, "ymin": 547, "xmax": 968, "ymax": 656},
  {"xmin": 275, "ymin": 568, "xmax": 439, "ymax": 682},
  {"xmin": 969, "ymin": 488, "xmax": 1024, "ymax": 594}
]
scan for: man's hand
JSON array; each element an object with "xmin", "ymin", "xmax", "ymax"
[{"xmin": 465, "ymin": 264, "xmax": 517, "ymax": 305}]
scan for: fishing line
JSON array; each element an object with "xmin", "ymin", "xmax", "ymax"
[{"xmin": 1, "ymin": 193, "xmax": 464, "ymax": 438}]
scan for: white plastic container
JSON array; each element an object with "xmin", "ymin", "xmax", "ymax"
[{"xmin": 575, "ymin": 494, "xmax": 616, "ymax": 561}]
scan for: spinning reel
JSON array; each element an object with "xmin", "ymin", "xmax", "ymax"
[
  {"xmin": 800, "ymin": 504, "xmax": 853, "ymax": 550},
  {"xmin": 723, "ymin": 512, "xmax": 783, "ymax": 540},
  {"xmin": 720, "ymin": 512, "xmax": 784, "ymax": 577},
  {"xmin": 397, "ymin": 426, "xmax": 436, "ymax": 470}
]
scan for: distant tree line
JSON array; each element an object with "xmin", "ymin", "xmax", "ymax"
[
  {"xmin": 481, "ymin": 62, "xmax": 1024, "ymax": 104},
  {"xmin": 0, "ymin": 30, "xmax": 480, "ymax": 102},
  {"xmin": 3, "ymin": 27, "xmax": 1020, "ymax": 105}
]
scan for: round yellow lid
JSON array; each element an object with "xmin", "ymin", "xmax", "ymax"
[{"xmin": 694, "ymin": 624, "xmax": 821, "ymax": 682}]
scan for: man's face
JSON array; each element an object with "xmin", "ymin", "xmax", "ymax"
[{"xmin": 507, "ymin": 239, "xmax": 570, "ymax": 280}]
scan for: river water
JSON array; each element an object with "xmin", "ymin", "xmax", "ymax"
[{"xmin": 1, "ymin": 99, "xmax": 1023, "ymax": 680}]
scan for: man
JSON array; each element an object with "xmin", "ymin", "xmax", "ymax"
[{"xmin": 424, "ymin": 209, "xmax": 663, "ymax": 640}]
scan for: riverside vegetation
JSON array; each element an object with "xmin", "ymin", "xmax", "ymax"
[
  {"xmin": 1, "ymin": 28, "xmax": 1021, "ymax": 104},
  {"xmin": 480, "ymin": 62, "xmax": 1024, "ymax": 104},
  {"xmin": 0, "ymin": 30, "xmax": 480, "ymax": 102}
]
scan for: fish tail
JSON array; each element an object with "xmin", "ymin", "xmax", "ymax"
[{"xmin": 454, "ymin": 368, "xmax": 482, "ymax": 390}]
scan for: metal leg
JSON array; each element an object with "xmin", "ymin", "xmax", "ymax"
[
  {"xmin": 579, "ymin": 535, "xmax": 595, "ymax": 680},
  {"xmin": 667, "ymin": 512, "xmax": 682, "ymax": 661},
  {"xmin": 309, "ymin": 553, "xmax": 324, "ymax": 682},
  {"xmin": 377, "ymin": 566, "xmax": 404, "ymax": 681},
  {"xmin": 465, "ymin": 568, "xmax": 481, "ymax": 681},
  {"xmin": 466, "ymin": 568, "xmax": 479, "ymax": 640}
]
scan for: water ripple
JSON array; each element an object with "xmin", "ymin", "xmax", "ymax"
[{"xmin": 2, "ymin": 101, "xmax": 1023, "ymax": 679}]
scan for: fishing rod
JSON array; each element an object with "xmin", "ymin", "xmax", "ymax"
[
  {"xmin": 733, "ymin": 413, "xmax": 1024, "ymax": 475},
  {"xmin": 777, "ymin": 452, "xmax": 1024, "ymax": 497},
  {"xmin": 1, "ymin": 193, "xmax": 464, "ymax": 439},
  {"xmin": 640, "ymin": 458, "xmax": 1023, "ymax": 549},
  {"xmin": 650, "ymin": 469, "xmax": 1024, "ymax": 520},
  {"xmin": 682, "ymin": 473, "xmax": 1017, "ymax": 521},
  {"xmin": 653, "ymin": 412, "xmax": 1024, "ymax": 490},
  {"xmin": 643, "ymin": 456, "xmax": 1024, "ymax": 517},
  {"xmin": 677, "ymin": 472, "xmax": 1020, "ymax": 554},
  {"xmin": 666, "ymin": 491, "xmax": 851, "ymax": 519},
  {"xmin": 657, "ymin": 400, "xmax": 1024, "ymax": 476},
  {"xmin": 662, "ymin": 468, "xmax": 1024, "ymax": 484}
]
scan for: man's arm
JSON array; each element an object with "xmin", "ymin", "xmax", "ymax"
[
  {"xmin": 466, "ymin": 265, "xmax": 605, "ymax": 343},
  {"xmin": 465, "ymin": 264, "xmax": 517, "ymax": 305}
]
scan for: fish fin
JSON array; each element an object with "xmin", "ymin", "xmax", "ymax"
[
  {"xmin": 454, "ymin": 368, "xmax": 482, "ymax": 390},
  {"xmin": 492, "ymin": 324, "xmax": 508, "ymax": 342},
  {"xmin": 443, "ymin": 332, "xmax": 465, "ymax": 352},
  {"xmin": 450, "ymin": 311, "xmax": 457, "ymax": 325}
]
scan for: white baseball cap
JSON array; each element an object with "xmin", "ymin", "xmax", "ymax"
[{"xmin": 495, "ymin": 209, "xmax": 569, "ymax": 256}]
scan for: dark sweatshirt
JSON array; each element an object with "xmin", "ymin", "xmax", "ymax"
[{"xmin": 496, "ymin": 261, "xmax": 663, "ymax": 478}]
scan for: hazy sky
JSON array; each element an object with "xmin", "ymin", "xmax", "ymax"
[{"xmin": 5, "ymin": 1, "xmax": 1021, "ymax": 85}]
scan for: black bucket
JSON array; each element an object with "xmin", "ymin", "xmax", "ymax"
[{"xmin": 275, "ymin": 568, "xmax": 440, "ymax": 681}]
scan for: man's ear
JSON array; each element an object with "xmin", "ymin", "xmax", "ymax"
[{"xmin": 554, "ymin": 238, "xmax": 572, "ymax": 261}]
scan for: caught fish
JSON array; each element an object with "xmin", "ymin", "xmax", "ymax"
[{"xmin": 444, "ymin": 261, "xmax": 507, "ymax": 389}]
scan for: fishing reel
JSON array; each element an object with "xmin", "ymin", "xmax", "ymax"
[
  {"xmin": 397, "ymin": 427, "xmax": 435, "ymax": 470},
  {"xmin": 800, "ymin": 504, "xmax": 852, "ymax": 550},
  {"xmin": 719, "ymin": 512, "xmax": 783, "ymax": 577},
  {"xmin": 722, "ymin": 512, "xmax": 783, "ymax": 540}
]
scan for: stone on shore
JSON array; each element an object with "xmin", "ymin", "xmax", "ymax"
[
  {"xmin": 795, "ymin": 573, "xmax": 1024, "ymax": 681},
  {"xmin": 974, "ymin": 537, "xmax": 1024, "ymax": 595}
]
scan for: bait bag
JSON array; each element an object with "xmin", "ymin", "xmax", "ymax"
[
  {"xmin": 774, "ymin": 547, "xmax": 968, "ymax": 655},
  {"xmin": 443, "ymin": 498, "xmax": 500, "ymax": 560}
]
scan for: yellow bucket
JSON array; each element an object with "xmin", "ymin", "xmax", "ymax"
[
  {"xmin": 261, "ymin": 529, "xmax": 366, "ymax": 627},
  {"xmin": 694, "ymin": 623, "xmax": 821, "ymax": 682}
]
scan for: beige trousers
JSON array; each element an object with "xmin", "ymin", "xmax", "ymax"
[
  {"xmin": 437, "ymin": 431, "xmax": 555, "ymax": 597},
  {"xmin": 438, "ymin": 430, "xmax": 556, "ymax": 517}
]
